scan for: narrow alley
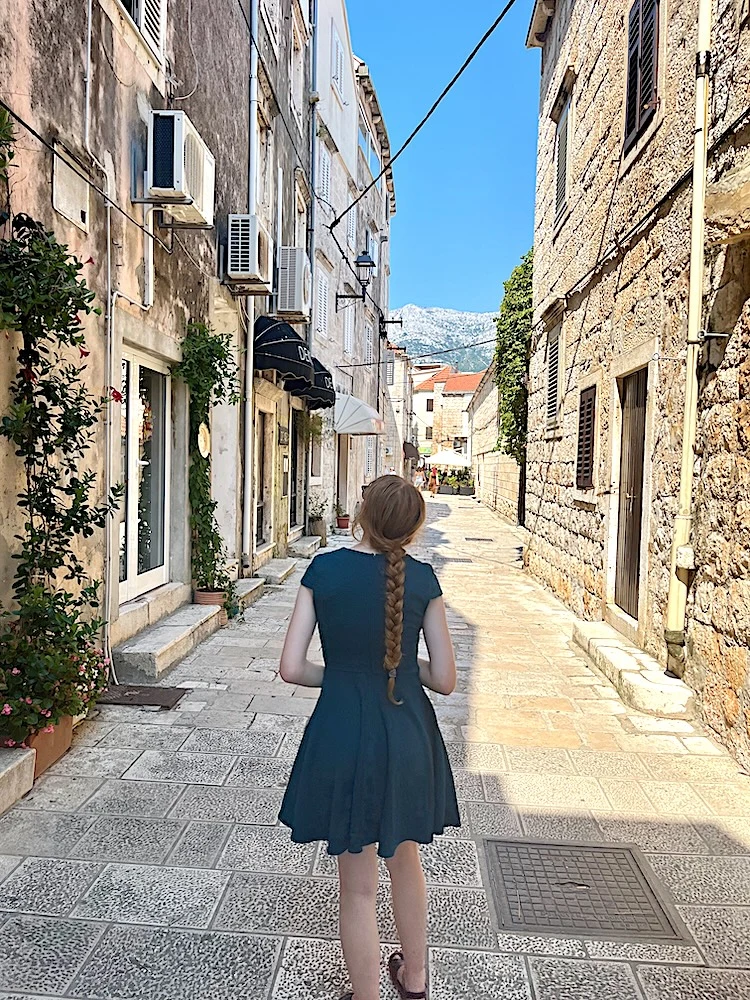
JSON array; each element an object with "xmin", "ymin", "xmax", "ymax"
[{"xmin": 1, "ymin": 498, "xmax": 749, "ymax": 999}]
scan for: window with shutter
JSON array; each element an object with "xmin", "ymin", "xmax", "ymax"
[
  {"xmin": 344, "ymin": 305, "xmax": 354, "ymax": 355},
  {"xmin": 316, "ymin": 272, "xmax": 329, "ymax": 337},
  {"xmin": 386, "ymin": 351, "xmax": 395, "ymax": 386},
  {"xmin": 426, "ymin": 398, "xmax": 434, "ymax": 413},
  {"xmin": 555, "ymin": 101, "xmax": 570, "ymax": 220},
  {"xmin": 347, "ymin": 205, "xmax": 357, "ymax": 248},
  {"xmin": 365, "ymin": 436, "xmax": 375, "ymax": 478},
  {"xmin": 546, "ymin": 325, "xmax": 562, "ymax": 428},
  {"xmin": 319, "ymin": 147, "xmax": 331, "ymax": 203},
  {"xmin": 625, "ymin": 0, "xmax": 660, "ymax": 150},
  {"xmin": 369, "ymin": 231, "xmax": 379, "ymax": 276},
  {"xmin": 365, "ymin": 323, "xmax": 374, "ymax": 365},
  {"xmin": 130, "ymin": 0, "xmax": 165, "ymax": 57},
  {"xmin": 332, "ymin": 27, "xmax": 345, "ymax": 97},
  {"xmin": 576, "ymin": 386, "xmax": 597, "ymax": 489}
]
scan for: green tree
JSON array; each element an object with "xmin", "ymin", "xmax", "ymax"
[{"xmin": 494, "ymin": 248, "xmax": 533, "ymax": 465}]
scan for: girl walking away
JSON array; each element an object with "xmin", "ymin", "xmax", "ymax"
[
  {"xmin": 428, "ymin": 466, "xmax": 439, "ymax": 497},
  {"xmin": 279, "ymin": 475, "xmax": 459, "ymax": 1000}
]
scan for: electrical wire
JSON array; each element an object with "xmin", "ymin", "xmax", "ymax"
[
  {"xmin": 336, "ymin": 336, "xmax": 496, "ymax": 368},
  {"xmin": 174, "ymin": 0, "xmax": 200, "ymax": 101},
  {"xmin": 0, "ymin": 99, "xmax": 174, "ymax": 254},
  {"xmin": 329, "ymin": 0, "xmax": 521, "ymax": 232}
]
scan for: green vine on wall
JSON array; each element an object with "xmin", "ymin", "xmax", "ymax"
[
  {"xmin": 0, "ymin": 213, "xmax": 121, "ymax": 745},
  {"xmin": 494, "ymin": 248, "xmax": 534, "ymax": 465},
  {"xmin": 172, "ymin": 321, "xmax": 241, "ymax": 603}
]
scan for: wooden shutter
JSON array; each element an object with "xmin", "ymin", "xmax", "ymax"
[
  {"xmin": 140, "ymin": 0, "xmax": 165, "ymax": 56},
  {"xmin": 344, "ymin": 306, "xmax": 354, "ymax": 355},
  {"xmin": 317, "ymin": 272, "xmax": 328, "ymax": 335},
  {"xmin": 319, "ymin": 147, "xmax": 331, "ymax": 202},
  {"xmin": 576, "ymin": 386, "xmax": 597, "ymax": 489},
  {"xmin": 347, "ymin": 205, "xmax": 356, "ymax": 247},
  {"xmin": 546, "ymin": 327, "xmax": 561, "ymax": 426},
  {"xmin": 639, "ymin": 0, "xmax": 659, "ymax": 121},
  {"xmin": 625, "ymin": 0, "xmax": 659, "ymax": 149},
  {"xmin": 555, "ymin": 104, "xmax": 569, "ymax": 218},
  {"xmin": 365, "ymin": 323, "xmax": 374, "ymax": 365},
  {"xmin": 385, "ymin": 351, "xmax": 395, "ymax": 386}
]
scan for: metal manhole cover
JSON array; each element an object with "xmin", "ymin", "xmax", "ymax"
[
  {"xmin": 99, "ymin": 686, "xmax": 187, "ymax": 709},
  {"xmin": 485, "ymin": 839, "xmax": 691, "ymax": 943},
  {"xmin": 465, "ymin": 537, "xmax": 494, "ymax": 542}
]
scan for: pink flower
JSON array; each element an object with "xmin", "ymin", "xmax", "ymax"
[
  {"xmin": 41, "ymin": 710, "xmax": 51, "ymax": 717},
  {"xmin": 103, "ymin": 658, "xmax": 110, "ymax": 665},
  {"xmin": 25, "ymin": 697, "xmax": 32, "ymax": 705},
  {"xmin": 43, "ymin": 725, "xmax": 55, "ymax": 734},
  {"xmin": 3, "ymin": 739, "xmax": 15, "ymax": 747},
  {"xmin": 1, "ymin": 704, "xmax": 11, "ymax": 715},
  {"xmin": 10, "ymin": 668, "xmax": 20, "ymax": 675},
  {"xmin": 110, "ymin": 387, "xmax": 123, "ymax": 403}
]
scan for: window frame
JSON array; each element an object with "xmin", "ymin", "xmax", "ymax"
[
  {"xmin": 545, "ymin": 322, "xmax": 563, "ymax": 433},
  {"xmin": 319, "ymin": 145, "xmax": 332, "ymax": 204},
  {"xmin": 331, "ymin": 25, "xmax": 346, "ymax": 100},
  {"xmin": 116, "ymin": 0, "xmax": 166, "ymax": 61},
  {"xmin": 316, "ymin": 269, "xmax": 330, "ymax": 338},
  {"xmin": 364, "ymin": 321, "xmax": 375, "ymax": 366},
  {"xmin": 554, "ymin": 98, "xmax": 571, "ymax": 224},
  {"xmin": 426, "ymin": 398, "xmax": 434, "ymax": 413},
  {"xmin": 343, "ymin": 299, "xmax": 354, "ymax": 355}
]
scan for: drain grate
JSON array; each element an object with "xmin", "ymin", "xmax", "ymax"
[
  {"xmin": 485, "ymin": 839, "xmax": 691, "ymax": 943},
  {"xmin": 465, "ymin": 537, "xmax": 494, "ymax": 542},
  {"xmin": 434, "ymin": 556, "xmax": 473, "ymax": 564}
]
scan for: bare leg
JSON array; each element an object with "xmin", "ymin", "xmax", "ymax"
[
  {"xmin": 338, "ymin": 847, "xmax": 381, "ymax": 1000},
  {"xmin": 385, "ymin": 842, "xmax": 427, "ymax": 995}
]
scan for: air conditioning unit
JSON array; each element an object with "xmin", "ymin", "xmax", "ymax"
[
  {"xmin": 277, "ymin": 247, "xmax": 312, "ymax": 319},
  {"xmin": 146, "ymin": 111, "xmax": 215, "ymax": 227},
  {"xmin": 226, "ymin": 214, "xmax": 274, "ymax": 293}
]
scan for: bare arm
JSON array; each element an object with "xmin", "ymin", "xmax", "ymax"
[
  {"xmin": 279, "ymin": 586, "xmax": 325, "ymax": 688},
  {"xmin": 418, "ymin": 596, "xmax": 457, "ymax": 695}
]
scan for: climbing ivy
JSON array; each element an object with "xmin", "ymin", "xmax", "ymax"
[
  {"xmin": 494, "ymin": 248, "xmax": 534, "ymax": 465},
  {"xmin": 172, "ymin": 322, "xmax": 240, "ymax": 601}
]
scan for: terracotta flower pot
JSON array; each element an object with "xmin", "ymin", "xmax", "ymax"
[
  {"xmin": 336, "ymin": 516, "xmax": 350, "ymax": 529},
  {"xmin": 28, "ymin": 715, "xmax": 73, "ymax": 778},
  {"xmin": 194, "ymin": 588, "xmax": 228, "ymax": 626}
]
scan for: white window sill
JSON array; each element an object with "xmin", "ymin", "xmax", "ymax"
[
  {"xmin": 571, "ymin": 488, "xmax": 597, "ymax": 508},
  {"xmin": 103, "ymin": 0, "xmax": 165, "ymax": 93},
  {"xmin": 254, "ymin": 541, "xmax": 275, "ymax": 557},
  {"xmin": 544, "ymin": 425, "xmax": 563, "ymax": 441}
]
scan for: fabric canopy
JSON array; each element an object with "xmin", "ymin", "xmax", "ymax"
[
  {"xmin": 254, "ymin": 315, "xmax": 314, "ymax": 384},
  {"xmin": 403, "ymin": 441, "xmax": 420, "ymax": 462},
  {"xmin": 285, "ymin": 357, "xmax": 335, "ymax": 410},
  {"xmin": 334, "ymin": 393, "xmax": 385, "ymax": 436},
  {"xmin": 426, "ymin": 449, "xmax": 471, "ymax": 468}
]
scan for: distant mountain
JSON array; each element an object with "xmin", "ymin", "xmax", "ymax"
[{"xmin": 389, "ymin": 305, "xmax": 496, "ymax": 372}]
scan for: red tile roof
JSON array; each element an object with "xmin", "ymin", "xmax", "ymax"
[
  {"xmin": 442, "ymin": 371, "xmax": 487, "ymax": 394},
  {"xmin": 413, "ymin": 365, "xmax": 455, "ymax": 392}
]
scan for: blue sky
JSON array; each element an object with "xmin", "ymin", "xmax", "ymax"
[{"xmin": 347, "ymin": 0, "xmax": 540, "ymax": 314}]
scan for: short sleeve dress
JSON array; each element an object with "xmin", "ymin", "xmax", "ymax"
[{"xmin": 279, "ymin": 548, "xmax": 460, "ymax": 858}]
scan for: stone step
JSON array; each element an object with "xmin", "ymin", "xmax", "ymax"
[
  {"xmin": 573, "ymin": 621, "xmax": 695, "ymax": 719},
  {"xmin": 113, "ymin": 604, "xmax": 223, "ymax": 683},
  {"xmin": 0, "ymin": 748, "xmax": 35, "ymax": 816},
  {"xmin": 254, "ymin": 558, "xmax": 298, "ymax": 585},
  {"xmin": 235, "ymin": 578, "xmax": 264, "ymax": 610},
  {"xmin": 289, "ymin": 535, "xmax": 322, "ymax": 559}
]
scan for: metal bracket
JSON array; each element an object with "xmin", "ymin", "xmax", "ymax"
[{"xmin": 131, "ymin": 196, "xmax": 195, "ymax": 206}]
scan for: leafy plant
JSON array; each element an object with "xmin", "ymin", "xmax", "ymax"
[
  {"xmin": 495, "ymin": 248, "xmax": 533, "ymax": 464},
  {"xmin": 334, "ymin": 501, "xmax": 348, "ymax": 518},
  {"xmin": 308, "ymin": 493, "xmax": 326, "ymax": 522},
  {"xmin": 172, "ymin": 321, "xmax": 240, "ymax": 596},
  {"xmin": 298, "ymin": 410, "xmax": 323, "ymax": 445},
  {"xmin": 0, "ymin": 213, "xmax": 120, "ymax": 744}
]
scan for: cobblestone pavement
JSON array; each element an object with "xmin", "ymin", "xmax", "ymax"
[{"xmin": 2, "ymin": 496, "xmax": 750, "ymax": 999}]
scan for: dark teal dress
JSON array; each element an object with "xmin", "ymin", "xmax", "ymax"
[{"xmin": 279, "ymin": 548, "xmax": 460, "ymax": 858}]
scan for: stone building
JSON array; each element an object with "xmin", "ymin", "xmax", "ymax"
[
  {"xmin": 307, "ymin": 0, "xmax": 396, "ymax": 521},
  {"xmin": 411, "ymin": 364, "xmax": 454, "ymax": 456},
  {"xmin": 432, "ymin": 371, "xmax": 485, "ymax": 455},
  {"xmin": 467, "ymin": 363, "xmax": 520, "ymax": 522},
  {"xmin": 0, "ymin": 1, "xmax": 330, "ymax": 661},
  {"xmin": 383, "ymin": 342, "xmax": 417, "ymax": 476},
  {"xmin": 525, "ymin": 0, "xmax": 750, "ymax": 762}
]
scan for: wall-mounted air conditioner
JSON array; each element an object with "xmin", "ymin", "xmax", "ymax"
[
  {"xmin": 225, "ymin": 215, "xmax": 274, "ymax": 293},
  {"xmin": 146, "ymin": 110, "xmax": 215, "ymax": 227},
  {"xmin": 277, "ymin": 247, "xmax": 312, "ymax": 320}
]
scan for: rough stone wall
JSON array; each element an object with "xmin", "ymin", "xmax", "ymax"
[
  {"xmin": 475, "ymin": 453, "xmax": 521, "ymax": 524},
  {"xmin": 434, "ymin": 392, "xmax": 469, "ymax": 452},
  {"xmin": 526, "ymin": 0, "xmax": 750, "ymax": 760},
  {"xmin": 469, "ymin": 366, "xmax": 499, "ymax": 458}
]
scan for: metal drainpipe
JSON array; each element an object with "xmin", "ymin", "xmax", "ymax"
[
  {"xmin": 241, "ymin": 0, "xmax": 260, "ymax": 572},
  {"xmin": 304, "ymin": 0, "xmax": 319, "ymax": 532},
  {"xmin": 664, "ymin": 0, "xmax": 713, "ymax": 677}
]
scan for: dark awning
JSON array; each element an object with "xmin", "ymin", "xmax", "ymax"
[
  {"xmin": 254, "ymin": 315, "xmax": 314, "ymax": 384},
  {"xmin": 285, "ymin": 357, "xmax": 335, "ymax": 410},
  {"xmin": 403, "ymin": 441, "xmax": 420, "ymax": 462}
]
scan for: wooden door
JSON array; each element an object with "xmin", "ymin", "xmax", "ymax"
[{"xmin": 614, "ymin": 367, "xmax": 648, "ymax": 618}]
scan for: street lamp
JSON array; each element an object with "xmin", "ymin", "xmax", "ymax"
[{"xmin": 336, "ymin": 250, "xmax": 375, "ymax": 311}]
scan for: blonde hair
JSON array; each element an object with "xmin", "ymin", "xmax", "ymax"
[{"xmin": 353, "ymin": 475, "xmax": 426, "ymax": 705}]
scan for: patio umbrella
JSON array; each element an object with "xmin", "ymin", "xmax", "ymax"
[{"xmin": 427, "ymin": 449, "xmax": 471, "ymax": 468}]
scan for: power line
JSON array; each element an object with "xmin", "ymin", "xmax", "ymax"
[
  {"xmin": 330, "ymin": 0, "xmax": 521, "ymax": 232},
  {"xmin": 336, "ymin": 336, "xmax": 496, "ymax": 369}
]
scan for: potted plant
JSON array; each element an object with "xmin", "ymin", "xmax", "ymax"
[
  {"xmin": 308, "ymin": 494, "xmax": 328, "ymax": 546},
  {"xmin": 172, "ymin": 322, "xmax": 240, "ymax": 623},
  {"xmin": 335, "ymin": 501, "xmax": 350, "ymax": 530},
  {"xmin": 0, "ymin": 207, "xmax": 119, "ymax": 775}
]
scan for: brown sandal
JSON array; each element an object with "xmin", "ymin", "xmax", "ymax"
[{"xmin": 388, "ymin": 951, "xmax": 427, "ymax": 999}]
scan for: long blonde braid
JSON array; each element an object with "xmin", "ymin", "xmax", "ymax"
[{"xmin": 352, "ymin": 475, "xmax": 426, "ymax": 706}]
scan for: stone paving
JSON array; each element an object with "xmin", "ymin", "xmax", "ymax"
[{"xmin": 2, "ymin": 496, "xmax": 750, "ymax": 999}]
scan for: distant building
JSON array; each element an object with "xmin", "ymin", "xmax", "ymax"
[
  {"xmin": 411, "ymin": 365, "xmax": 455, "ymax": 456},
  {"xmin": 467, "ymin": 363, "xmax": 520, "ymax": 522},
  {"xmin": 432, "ymin": 371, "xmax": 485, "ymax": 456}
]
